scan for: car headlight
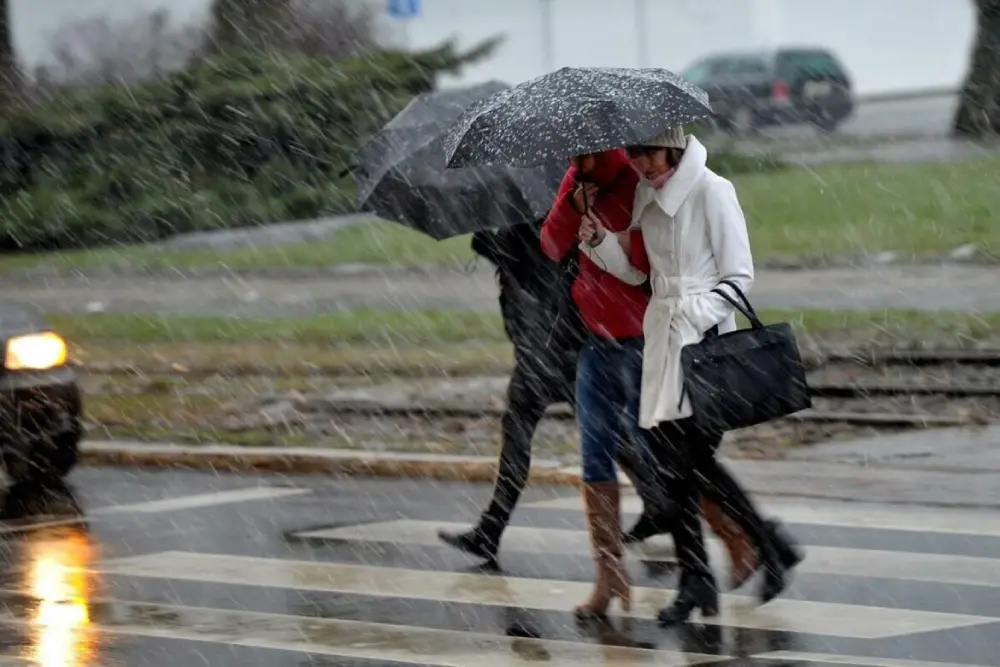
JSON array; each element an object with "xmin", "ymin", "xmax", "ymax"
[{"xmin": 5, "ymin": 332, "xmax": 68, "ymax": 371}]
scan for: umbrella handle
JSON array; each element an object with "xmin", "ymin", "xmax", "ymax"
[{"xmin": 574, "ymin": 172, "xmax": 591, "ymax": 213}]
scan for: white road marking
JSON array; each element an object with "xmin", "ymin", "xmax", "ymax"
[
  {"xmin": 96, "ymin": 551, "xmax": 996, "ymax": 640},
  {"xmin": 93, "ymin": 486, "xmax": 310, "ymax": 515},
  {"xmin": 527, "ymin": 494, "xmax": 1000, "ymax": 537},
  {"xmin": 0, "ymin": 601, "xmax": 727, "ymax": 667},
  {"xmin": 0, "ymin": 486, "xmax": 310, "ymax": 536},
  {"xmin": 0, "ymin": 516, "xmax": 85, "ymax": 535},
  {"xmin": 296, "ymin": 519, "xmax": 1000, "ymax": 589},
  {"xmin": 299, "ymin": 518, "xmax": 673, "ymax": 556}
]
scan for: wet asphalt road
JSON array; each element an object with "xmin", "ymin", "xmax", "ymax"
[
  {"xmin": 707, "ymin": 94, "xmax": 992, "ymax": 166},
  {"xmin": 750, "ymin": 92, "xmax": 956, "ymax": 145},
  {"xmin": 12, "ymin": 263, "xmax": 1000, "ymax": 319},
  {"xmin": 0, "ymin": 466, "xmax": 998, "ymax": 666},
  {"xmin": 834, "ymin": 93, "xmax": 954, "ymax": 140}
]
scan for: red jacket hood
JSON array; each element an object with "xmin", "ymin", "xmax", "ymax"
[{"xmin": 568, "ymin": 149, "xmax": 632, "ymax": 188}]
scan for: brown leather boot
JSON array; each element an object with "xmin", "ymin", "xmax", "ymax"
[
  {"xmin": 575, "ymin": 481, "xmax": 632, "ymax": 619},
  {"xmin": 702, "ymin": 497, "xmax": 758, "ymax": 589}
]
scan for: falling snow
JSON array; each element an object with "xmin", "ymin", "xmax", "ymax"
[{"xmin": 0, "ymin": 1, "xmax": 997, "ymax": 665}]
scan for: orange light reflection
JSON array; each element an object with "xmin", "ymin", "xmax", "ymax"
[{"xmin": 24, "ymin": 526, "xmax": 97, "ymax": 667}]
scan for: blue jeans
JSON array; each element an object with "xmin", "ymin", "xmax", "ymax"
[{"xmin": 576, "ymin": 335, "xmax": 656, "ymax": 482}]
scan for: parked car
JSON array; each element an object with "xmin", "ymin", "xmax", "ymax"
[
  {"xmin": 0, "ymin": 305, "xmax": 82, "ymax": 484},
  {"xmin": 682, "ymin": 47, "xmax": 855, "ymax": 134}
]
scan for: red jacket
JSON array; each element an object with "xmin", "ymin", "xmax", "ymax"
[
  {"xmin": 626, "ymin": 228, "xmax": 651, "ymax": 274},
  {"xmin": 540, "ymin": 150, "xmax": 647, "ymax": 340}
]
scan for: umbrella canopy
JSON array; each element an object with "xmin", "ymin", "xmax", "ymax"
[
  {"xmin": 443, "ymin": 67, "xmax": 712, "ymax": 168},
  {"xmin": 353, "ymin": 81, "xmax": 566, "ymax": 240}
]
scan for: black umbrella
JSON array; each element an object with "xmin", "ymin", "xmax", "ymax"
[
  {"xmin": 353, "ymin": 81, "xmax": 566, "ymax": 240},
  {"xmin": 443, "ymin": 67, "xmax": 712, "ymax": 168}
]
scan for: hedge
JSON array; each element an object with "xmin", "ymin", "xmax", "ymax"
[
  {"xmin": 0, "ymin": 39, "xmax": 783, "ymax": 253},
  {"xmin": 0, "ymin": 41, "xmax": 496, "ymax": 251}
]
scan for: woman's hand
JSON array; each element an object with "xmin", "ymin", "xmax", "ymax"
[
  {"xmin": 578, "ymin": 212, "xmax": 607, "ymax": 247},
  {"xmin": 616, "ymin": 230, "xmax": 632, "ymax": 254},
  {"xmin": 572, "ymin": 182, "xmax": 599, "ymax": 213}
]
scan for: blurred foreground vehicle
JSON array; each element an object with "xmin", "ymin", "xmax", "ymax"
[
  {"xmin": 0, "ymin": 306, "xmax": 81, "ymax": 483},
  {"xmin": 682, "ymin": 47, "xmax": 854, "ymax": 134}
]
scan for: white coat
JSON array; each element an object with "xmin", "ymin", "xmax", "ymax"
[{"xmin": 580, "ymin": 135, "xmax": 754, "ymax": 429}]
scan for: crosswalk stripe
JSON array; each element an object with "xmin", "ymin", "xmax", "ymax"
[
  {"xmin": 92, "ymin": 486, "xmax": 310, "ymax": 515},
  {"xmin": 0, "ymin": 516, "xmax": 85, "ymax": 536},
  {"xmin": 10, "ymin": 484, "xmax": 997, "ymax": 666},
  {"xmin": 759, "ymin": 651, "xmax": 995, "ymax": 667},
  {"xmin": 0, "ymin": 487, "xmax": 312, "ymax": 536},
  {"xmin": 0, "ymin": 600, "xmax": 728, "ymax": 666},
  {"xmin": 295, "ymin": 519, "xmax": 1000, "ymax": 589},
  {"xmin": 95, "ymin": 550, "xmax": 995, "ymax": 640},
  {"xmin": 526, "ymin": 495, "xmax": 1000, "ymax": 537}
]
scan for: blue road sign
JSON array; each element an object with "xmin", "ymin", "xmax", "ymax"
[{"xmin": 387, "ymin": 0, "xmax": 420, "ymax": 19}]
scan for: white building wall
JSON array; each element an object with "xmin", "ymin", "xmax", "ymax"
[
  {"xmin": 11, "ymin": 0, "xmax": 977, "ymax": 97},
  {"xmin": 392, "ymin": 0, "xmax": 976, "ymax": 96}
]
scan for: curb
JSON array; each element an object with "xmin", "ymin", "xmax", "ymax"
[{"xmin": 78, "ymin": 441, "xmax": 592, "ymax": 487}]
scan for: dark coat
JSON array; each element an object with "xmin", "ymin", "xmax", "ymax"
[{"xmin": 472, "ymin": 220, "xmax": 586, "ymax": 406}]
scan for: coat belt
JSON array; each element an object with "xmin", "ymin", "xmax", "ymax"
[{"xmin": 650, "ymin": 274, "xmax": 716, "ymax": 299}]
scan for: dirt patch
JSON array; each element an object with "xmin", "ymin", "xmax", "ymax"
[
  {"xmin": 82, "ymin": 359, "xmax": 996, "ymax": 463},
  {"xmin": 84, "ymin": 392, "xmax": 908, "ymax": 464}
]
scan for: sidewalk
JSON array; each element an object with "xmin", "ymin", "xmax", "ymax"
[
  {"xmin": 80, "ymin": 424, "xmax": 1000, "ymax": 509},
  {"xmin": 784, "ymin": 424, "xmax": 1000, "ymax": 470},
  {"xmin": 11, "ymin": 263, "xmax": 1000, "ymax": 317}
]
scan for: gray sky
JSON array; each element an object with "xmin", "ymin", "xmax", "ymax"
[{"xmin": 12, "ymin": 0, "xmax": 976, "ymax": 95}]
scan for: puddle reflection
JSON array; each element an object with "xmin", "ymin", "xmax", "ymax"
[{"xmin": 1, "ymin": 481, "xmax": 100, "ymax": 666}]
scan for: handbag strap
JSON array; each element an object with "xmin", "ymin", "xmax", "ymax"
[
  {"xmin": 711, "ymin": 285, "xmax": 765, "ymax": 329},
  {"xmin": 700, "ymin": 281, "xmax": 761, "ymax": 339},
  {"xmin": 716, "ymin": 279, "xmax": 756, "ymax": 316},
  {"xmin": 682, "ymin": 281, "xmax": 761, "ymax": 410}
]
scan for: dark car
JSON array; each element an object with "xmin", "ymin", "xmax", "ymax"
[
  {"xmin": 0, "ymin": 305, "xmax": 82, "ymax": 484},
  {"xmin": 682, "ymin": 47, "xmax": 854, "ymax": 134}
]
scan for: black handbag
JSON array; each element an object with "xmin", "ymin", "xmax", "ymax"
[{"xmin": 679, "ymin": 280, "xmax": 812, "ymax": 433}]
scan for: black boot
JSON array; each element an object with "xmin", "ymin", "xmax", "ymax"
[
  {"xmin": 766, "ymin": 518, "xmax": 805, "ymax": 569},
  {"xmin": 623, "ymin": 506, "xmax": 677, "ymax": 544},
  {"xmin": 437, "ymin": 515, "xmax": 505, "ymax": 565},
  {"xmin": 657, "ymin": 570, "xmax": 719, "ymax": 626},
  {"xmin": 619, "ymin": 448, "xmax": 678, "ymax": 545},
  {"xmin": 759, "ymin": 543, "xmax": 788, "ymax": 604},
  {"xmin": 756, "ymin": 519, "xmax": 807, "ymax": 602}
]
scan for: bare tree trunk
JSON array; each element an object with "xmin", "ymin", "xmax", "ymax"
[
  {"xmin": 0, "ymin": 0, "xmax": 21, "ymax": 108},
  {"xmin": 953, "ymin": 0, "xmax": 1000, "ymax": 138},
  {"xmin": 210, "ymin": 0, "xmax": 293, "ymax": 53}
]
